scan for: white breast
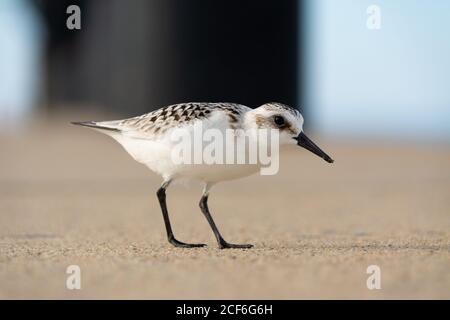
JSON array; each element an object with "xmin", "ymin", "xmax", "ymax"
[{"xmin": 107, "ymin": 110, "xmax": 261, "ymax": 183}]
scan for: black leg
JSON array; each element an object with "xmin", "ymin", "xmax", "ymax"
[
  {"xmin": 199, "ymin": 194, "xmax": 253, "ymax": 249},
  {"xmin": 157, "ymin": 183, "xmax": 206, "ymax": 248}
]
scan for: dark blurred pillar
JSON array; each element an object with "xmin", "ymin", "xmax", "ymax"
[
  {"xmin": 168, "ymin": 0, "xmax": 299, "ymax": 109},
  {"xmin": 37, "ymin": 0, "xmax": 300, "ymax": 114},
  {"xmin": 34, "ymin": 0, "xmax": 86, "ymax": 110}
]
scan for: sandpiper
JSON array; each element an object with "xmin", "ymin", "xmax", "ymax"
[{"xmin": 72, "ymin": 102, "xmax": 333, "ymax": 249}]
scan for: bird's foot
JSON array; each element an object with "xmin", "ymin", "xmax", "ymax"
[
  {"xmin": 218, "ymin": 240, "xmax": 253, "ymax": 249},
  {"xmin": 169, "ymin": 237, "xmax": 206, "ymax": 248}
]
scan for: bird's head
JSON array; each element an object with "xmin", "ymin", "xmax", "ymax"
[{"xmin": 248, "ymin": 102, "xmax": 334, "ymax": 163}]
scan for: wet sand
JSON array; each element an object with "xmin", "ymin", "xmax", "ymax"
[{"xmin": 0, "ymin": 117, "xmax": 449, "ymax": 299}]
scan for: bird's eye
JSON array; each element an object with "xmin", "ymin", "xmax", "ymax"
[{"xmin": 273, "ymin": 115, "xmax": 286, "ymax": 127}]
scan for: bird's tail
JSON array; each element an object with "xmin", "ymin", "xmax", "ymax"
[{"xmin": 71, "ymin": 121, "xmax": 122, "ymax": 133}]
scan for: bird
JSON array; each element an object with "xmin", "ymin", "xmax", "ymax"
[{"xmin": 72, "ymin": 102, "xmax": 334, "ymax": 249}]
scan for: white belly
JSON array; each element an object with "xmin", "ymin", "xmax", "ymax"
[
  {"xmin": 111, "ymin": 133, "xmax": 261, "ymax": 182},
  {"xmin": 175, "ymin": 163, "xmax": 260, "ymax": 182}
]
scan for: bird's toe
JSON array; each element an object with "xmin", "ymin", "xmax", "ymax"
[
  {"xmin": 218, "ymin": 242, "xmax": 254, "ymax": 249},
  {"xmin": 169, "ymin": 238, "xmax": 206, "ymax": 248}
]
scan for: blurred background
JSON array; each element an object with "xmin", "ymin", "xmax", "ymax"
[
  {"xmin": 0, "ymin": 0, "xmax": 299, "ymax": 123},
  {"xmin": 1, "ymin": 0, "xmax": 449, "ymax": 299},
  {"xmin": 1, "ymin": 0, "xmax": 450, "ymax": 141}
]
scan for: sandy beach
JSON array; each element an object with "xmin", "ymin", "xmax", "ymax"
[{"xmin": 0, "ymin": 116, "xmax": 449, "ymax": 299}]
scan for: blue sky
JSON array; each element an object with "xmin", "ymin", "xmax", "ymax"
[
  {"xmin": 304, "ymin": 0, "xmax": 450, "ymax": 141},
  {"xmin": 0, "ymin": 0, "xmax": 44, "ymax": 121}
]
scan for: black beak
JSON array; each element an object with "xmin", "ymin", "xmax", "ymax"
[{"xmin": 295, "ymin": 132, "xmax": 334, "ymax": 163}]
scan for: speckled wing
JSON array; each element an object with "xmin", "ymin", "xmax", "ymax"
[{"xmin": 97, "ymin": 102, "xmax": 251, "ymax": 139}]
